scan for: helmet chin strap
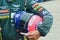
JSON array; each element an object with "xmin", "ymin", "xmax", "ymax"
[{"xmin": 6, "ymin": 0, "xmax": 15, "ymax": 3}]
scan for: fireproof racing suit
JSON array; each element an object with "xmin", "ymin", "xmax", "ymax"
[{"xmin": 0, "ymin": 0, "xmax": 53, "ymax": 40}]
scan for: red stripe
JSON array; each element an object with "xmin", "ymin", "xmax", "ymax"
[
  {"xmin": 0, "ymin": 9, "xmax": 9, "ymax": 13},
  {"xmin": 38, "ymin": 8, "xmax": 43, "ymax": 12},
  {"xmin": 32, "ymin": 3, "xmax": 38, "ymax": 8}
]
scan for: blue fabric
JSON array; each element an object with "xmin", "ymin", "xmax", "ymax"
[
  {"xmin": 34, "ymin": 0, "xmax": 49, "ymax": 2},
  {"xmin": 14, "ymin": 11, "xmax": 23, "ymax": 29}
]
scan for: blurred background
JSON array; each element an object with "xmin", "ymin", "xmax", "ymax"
[
  {"xmin": 38, "ymin": 0, "xmax": 60, "ymax": 40},
  {"xmin": 0, "ymin": 0, "xmax": 60, "ymax": 40}
]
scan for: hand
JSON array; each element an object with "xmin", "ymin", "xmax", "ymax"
[{"xmin": 25, "ymin": 30, "xmax": 40, "ymax": 40}]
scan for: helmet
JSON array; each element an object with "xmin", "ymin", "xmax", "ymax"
[{"xmin": 14, "ymin": 11, "xmax": 42, "ymax": 33}]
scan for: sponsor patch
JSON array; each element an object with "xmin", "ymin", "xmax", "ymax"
[
  {"xmin": 32, "ymin": 3, "xmax": 38, "ymax": 8},
  {"xmin": 0, "ymin": 9, "xmax": 9, "ymax": 13},
  {"xmin": 38, "ymin": 7, "xmax": 43, "ymax": 12},
  {"xmin": 12, "ymin": 4, "xmax": 20, "ymax": 12},
  {"xmin": 34, "ymin": 5, "xmax": 39, "ymax": 10},
  {"xmin": 0, "ymin": 13, "xmax": 9, "ymax": 19},
  {"xmin": 12, "ymin": 4, "xmax": 20, "ymax": 7},
  {"xmin": 42, "ymin": 10, "xmax": 49, "ymax": 15},
  {"xmin": 0, "ymin": 15, "xmax": 9, "ymax": 19}
]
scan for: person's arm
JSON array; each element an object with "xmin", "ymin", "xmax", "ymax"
[{"xmin": 26, "ymin": 0, "xmax": 53, "ymax": 36}]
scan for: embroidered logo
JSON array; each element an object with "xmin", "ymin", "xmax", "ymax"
[
  {"xmin": 12, "ymin": 4, "xmax": 20, "ymax": 7},
  {"xmin": 0, "ymin": 9, "xmax": 9, "ymax": 13}
]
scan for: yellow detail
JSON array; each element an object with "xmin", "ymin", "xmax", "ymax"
[
  {"xmin": 34, "ymin": 5, "xmax": 41, "ymax": 10},
  {"xmin": 0, "ymin": 16, "xmax": 9, "ymax": 19},
  {"xmin": 24, "ymin": 36, "xmax": 27, "ymax": 40}
]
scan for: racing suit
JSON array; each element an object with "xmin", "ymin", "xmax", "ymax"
[{"xmin": 0, "ymin": 0, "xmax": 53, "ymax": 40}]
